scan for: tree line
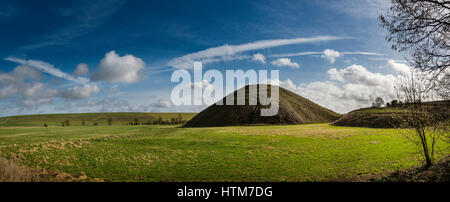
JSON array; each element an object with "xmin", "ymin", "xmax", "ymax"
[{"xmin": 43, "ymin": 114, "xmax": 187, "ymax": 127}]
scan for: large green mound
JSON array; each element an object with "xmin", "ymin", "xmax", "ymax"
[
  {"xmin": 332, "ymin": 100, "xmax": 450, "ymax": 128},
  {"xmin": 184, "ymin": 85, "xmax": 340, "ymax": 127},
  {"xmin": 0, "ymin": 112, "xmax": 196, "ymax": 127}
]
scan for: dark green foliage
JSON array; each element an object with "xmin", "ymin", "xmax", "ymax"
[{"xmin": 107, "ymin": 117, "xmax": 113, "ymax": 126}]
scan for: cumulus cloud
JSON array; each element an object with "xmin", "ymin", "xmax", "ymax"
[
  {"xmin": 252, "ymin": 53, "xmax": 266, "ymax": 63},
  {"xmin": 269, "ymin": 62, "xmax": 407, "ymax": 113},
  {"xmin": 60, "ymin": 84, "xmax": 100, "ymax": 100},
  {"xmin": 271, "ymin": 58, "xmax": 300, "ymax": 69},
  {"xmin": 387, "ymin": 59, "xmax": 411, "ymax": 75},
  {"xmin": 168, "ymin": 36, "xmax": 346, "ymax": 69},
  {"xmin": 327, "ymin": 64, "xmax": 396, "ymax": 86},
  {"xmin": 150, "ymin": 99, "xmax": 173, "ymax": 108},
  {"xmin": 73, "ymin": 63, "xmax": 89, "ymax": 76},
  {"xmin": 91, "ymin": 51, "xmax": 145, "ymax": 83},
  {"xmin": 327, "ymin": 68, "xmax": 345, "ymax": 82},
  {"xmin": 10, "ymin": 65, "xmax": 42, "ymax": 80},
  {"xmin": 5, "ymin": 57, "xmax": 89, "ymax": 84},
  {"xmin": 0, "ymin": 64, "xmax": 99, "ymax": 108},
  {"xmin": 322, "ymin": 49, "xmax": 342, "ymax": 63},
  {"xmin": 20, "ymin": 83, "xmax": 58, "ymax": 108},
  {"xmin": 0, "ymin": 85, "xmax": 18, "ymax": 99}
]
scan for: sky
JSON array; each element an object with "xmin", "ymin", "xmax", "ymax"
[{"xmin": 0, "ymin": 0, "xmax": 412, "ymax": 116}]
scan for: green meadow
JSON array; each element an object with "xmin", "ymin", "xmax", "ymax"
[
  {"xmin": 1, "ymin": 122, "xmax": 448, "ymax": 182},
  {"xmin": 0, "ymin": 112, "xmax": 196, "ymax": 127}
]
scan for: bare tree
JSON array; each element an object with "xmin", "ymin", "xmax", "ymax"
[
  {"xmin": 380, "ymin": 0, "xmax": 450, "ymax": 74},
  {"xmin": 394, "ymin": 70, "xmax": 444, "ymax": 168},
  {"xmin": 107, "ymin": 117, "xmax": 113, "ymax": 126},
  {"xmin": 373, "ymin": 97, "xmax": 385, "ymax": 108},
  {"xmin": 381, "ymin": 1, "xmax": 450, "ymax": 158}
]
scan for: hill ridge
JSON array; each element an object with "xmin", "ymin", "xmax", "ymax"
[{"xmin": 184, "ymin": 84, "xmax": 340, "ymax": 127}]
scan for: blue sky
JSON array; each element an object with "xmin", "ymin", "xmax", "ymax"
[{"xmin": 0, "ymin": 0, "xmax": 411, "ymax": 116}]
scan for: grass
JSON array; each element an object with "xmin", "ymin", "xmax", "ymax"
[
  {"xmin": 0, "ymin": 123, "xmax": 448, "ymax": 182},
  {"xmin": 0, "ymin": 112, "xmax": 197, "ymax": 127}
]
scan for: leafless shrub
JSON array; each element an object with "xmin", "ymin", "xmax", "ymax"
[{"xmin": 393, "ymin": 69, "xmax": 447, "ymax": 168}]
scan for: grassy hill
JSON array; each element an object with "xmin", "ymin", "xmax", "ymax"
[
  {"xmin": 185, "ymin": 85, "xmax": 341, "ymax": 127},
  {"xmin": 332, "ymin": 100, "xmax": 450, "ymax": 128},
  {"xmin": 0, "ymin": 112, "xmax": 197, "ymax": 127}
]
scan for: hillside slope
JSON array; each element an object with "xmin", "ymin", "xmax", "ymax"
[
  {"xmin": 332, "ymin": 101, "xmax": 450, "ymax": 128},
  {"xmin": 185, "ymin": 85, "xmax": 340, "ymax": 127}
]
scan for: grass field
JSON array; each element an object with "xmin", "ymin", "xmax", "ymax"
[
  {"xmin": 0, "ymin": 112, "xmax": 197, "ymax": 127},
  {"xmin": 0, "ymin": 123, "xmax": 448, "ymax": 182}
]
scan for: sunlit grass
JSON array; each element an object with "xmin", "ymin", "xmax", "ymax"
[{"xmin": 0, "ymin": 124, "xmax": 448, "ymax": 182}]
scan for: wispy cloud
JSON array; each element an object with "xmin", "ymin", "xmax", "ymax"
[
  {"xmin": 22, "ymin": 0, "xmax": 127, "ymax": 50},
  {"xmin": 318, "ymin": 0, "xmax": 391, "ymax": 19},
  {"xmin": 268, "ymin": 49, "xmax": 383, "ymax": 63},
  {"xmin": 168, "ymin": 36, "xmax": 348, "ymax": 69},
  {"xmin": 269, "ymin": 50, "xmax": 382, "ymax": 58},
  {"xmin": 5, "ymin": 57, "xmax": 89, "ymax": 84}
]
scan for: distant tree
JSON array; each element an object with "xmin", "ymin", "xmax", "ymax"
[
  {"xmin": 386, "ymin": 102, "xmax": 391, "ymax": 107},
  {"xmin": 93, "ymin": 122, "xmax": 98, "ymax": 126},
  {"xmin": 64, "ymin": 120, "xmax": 70, "ymax": 126},
  {"xmin": 391, "ymin": 99, "xmax": 399, "ymax": 107},
  {"xmin": 157, "ymin": 117, "xmax": 163, "ymax": 124},
  {"xmin": 44, "ymin": 123, "xmax": 48, "ymax": 128},
  {"xmin": 373, "ymin": 97, "xmax": 385, "ymax": 108},
  {"xmin": 177, "ymin": 113, "xmax": 183, "ymax": 123},
  {"xmin": 81, "ymin": 119, "xmax": 85, "ymax": 126},
  {"xmin": 133, "ymin": 118, "xmax": 140, "ymax": 125},
  {"xmin": 107, "ymin": 117, "xmax": 113, "ymax": 126}
]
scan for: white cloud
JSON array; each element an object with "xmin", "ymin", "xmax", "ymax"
[
  {"xmin": 0, "ymin": 85, "xmax": 18, "ymax": 99},
  {"xmin": 327, "ymin": 68, "xmax": 345, "ymax": 82},
  {"xmin": 10, "ymin": 65, "xmax": 42, "ymax": 80},
  {"xmin": 0, "ymin": 64, "xmax": 99, "ymax": 108},
  {"xmin": 5, "ymin": 57, "xmax": 89, "ymax": 84},
  {"xmin": 271, "ymin": 58, "xmax": 300, "ymax": 69},
  {"xmin": 168, "ymin": 36, "xmax": 347, "ymax": 69},
  {"xmin": 329, "ymin": 64, "xmax": 396, "ymax": 86},
  {"xmin": 387, "ymin": 59, "xmax": 410, "ymax": 75},
  {"xmin": 60, "ymin": 84, "xmax": 100, "ymax": 100},
  {"xmin": 252, "ymin": 53, "xmax": 266, "ymax": 63},
  {"xmin": 322, "ymin": 49, "xmax": 342, "ymax": 63},
  {"xmin": 270, "ymin": 62, "xmax": 405, "ymax": 113},
  {"xmin": 73, "ymin": 63, "xmax": 89, "ymax": 76},
  {"xmin": 20, "ymin": 83, "xmax": 58, "ymax": 108},
  {"xmin": 19, "ymin": 98, "xmax": 53, "ymax": 108},
  {"xmin": 150, "ymin": 99, "xmax": 173, "ymax": 108},
  {"xmin": 91, "ymin": 51, "xmax": 145, "ymax": 83}
]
